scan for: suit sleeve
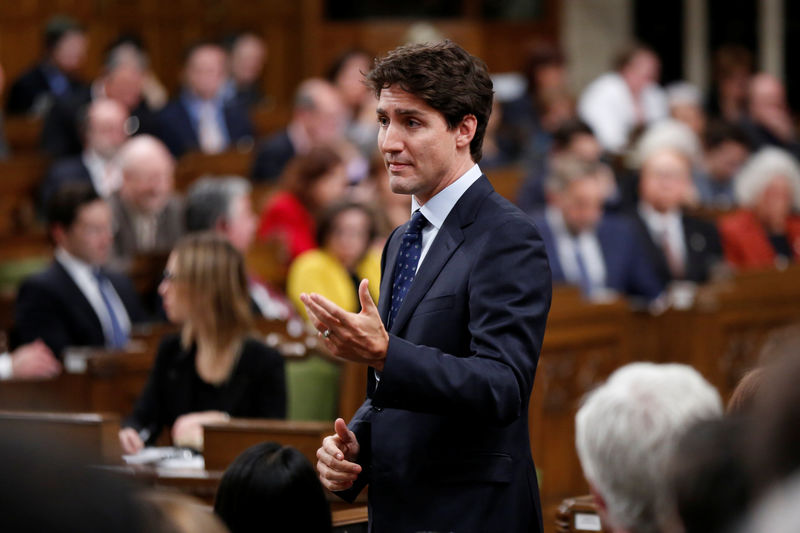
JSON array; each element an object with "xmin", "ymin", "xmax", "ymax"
[
  {"xmin": 14, "ymin": 279, "xmax": 71, "ymax": 357},
  {"xmin": 372, "ymin": 217, "xmax": 552, "ymax": 426}
]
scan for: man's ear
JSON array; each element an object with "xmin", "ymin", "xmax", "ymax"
[
  {"xmin": 51, "ymin": 224, "xmax": 66, "ymax": 247},
  {"xmin": 455, "ymin": 114, "xmax": 477, "ymax": 150}
]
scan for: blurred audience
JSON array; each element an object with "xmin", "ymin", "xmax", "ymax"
[
  {"xmin": 0, "ymin": 63, "xmax": 9, "ymax": 159},
  {"xmin": 258, "ymin": 146, "xmax": 349, "ymax": 260},
  {"xmin": 719, "ymin": 147, "xmax": 800, "ymax": 268},
  {"xmin": 185, "ymin": 176, "xmax": 295, "ymax": 320},
  {"xmin": 251, "ymin": 78, "xmax": 347, "ymax": 182},
  {"xmin": 158, "ymin": 41, "xmax": 254, "ymax": 157},
  {"xmin": 119, "ymin": 232, "xmax": 286, "ymax": 453},
  {"xmin": 287, "ymin": 201, "xmax": 381, "ymax": 320},
  {"xmin": 5, "ymin": 16, "xmax": 88, "ymax": 116},
  {"xmin": 41, "ymin": 40, "xmax": 161, "ymax": 157},
  {"xmin": 705, "ymin": 45, "xmax": 753, "ymax": 122},
  {"xmin": 740, "ymin": 73, "xmax": 800, "ymax": 159},
  {"xmin": 667, "ymin": 417, "xmax": 752, "ymax": 533},
  {"xmin": 666, "ymin": 81, "xmax": 706, "ymax": 138},
  {"xmin": 40, "ymin": 97, "xmax": 129, "ymax": 207},
  {"xmin": 575, "ymin": 362, "xmax": 722, "ymax": 533},
  {"xmin": 578, "ymin": 43, "xmax": 668, "ymax": 154},
  {"xmin": 223, "ymin": 32, "xmax": 268, "ymax": 110},
  {"xmin": 0, "ymin": 339, "xmax": 61, "ymax": 380},
  {"xmin": 628, "ymin": 144, "xmax": 723, "ymax": 286},
  {"xmin": 695, "ymin": 120, "xmax": 751, "ymax": 209},
  {"xmin": 109, "ymin": 135, "xmax": 184, "ymax": 268},
  {"xmin": 326, "ymin": 48, "xmax": 377, "ymax": 158},
  {"xmin": 517, "ymin": 118, "xmax": 603, "ymax": 212},
  {"xmin": 14, "ymin": 183, "xmax": 147, "ymax": 357},
  {"xmin": 532, "ymin": 156, "xmax": 663, "ymax": 302},
  {"xmin": 351, "ymin": 152, "xmax": 412, "ymax": 237},
  {"xmin": 214, "ymin": 442, "xmax": 332, "ymax": 533},
  {"xmin": 105, "ymin": 34, "xmax": 169, "ymax": 111}
]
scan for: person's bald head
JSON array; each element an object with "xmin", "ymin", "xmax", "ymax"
[
  {"xmin": 117, "ymin": 135, "xmax": 175, "ymax": 215},
  {"xmin": 85, "ymin": 98, "xmax": 129, "ymax": 159},
  {"xmin": 293, "ymin": 78, "xmax": 346, "ymax": 146},
  {"xmin": 749, "ymin": 73, "xmax": 789, "ymax": 120},
  {"xmin": 185, "ymin": 43, "xmax": 228, "ymax": 101}
]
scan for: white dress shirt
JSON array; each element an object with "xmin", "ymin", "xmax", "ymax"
[
  {"xmin": 55, "ymin": 247, "xmax": 132, "ymax": 348},
  {"xmin": 638, "ymin": 202, "xmax": 687, "ymax": 269},
  {"xmin": 82, "ymin": 149, "xmax": 121, "ymax": 198},
  {"xmin": 546, "ymin": 206, "xmax": 606, "ymax": 293},
  {"xmin": 0, "ymin": 353, "xmax": 11, "ymax": 379},
  {"xmin": 578, "ymin": 72, "xmax": 668, "ymax": 153},
  {"xmin": 410, "ymin": 163, "xmax": 483, "ymax": 269}
]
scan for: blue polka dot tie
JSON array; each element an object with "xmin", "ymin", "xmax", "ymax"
[{"xmin": 387, "ymin": 210, "xmax": 428, "ymax": 329}]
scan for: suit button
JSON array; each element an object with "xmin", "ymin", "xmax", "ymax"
[{"xmin": 372, "ymin": 406, "xmax": 383, "ymax": 412}]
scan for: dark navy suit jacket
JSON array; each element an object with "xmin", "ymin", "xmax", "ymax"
[
  {"xmin": 157, "ymin": 98, "xmax": 253, "ymax": 158},
  {"xmin": 250, "ymin": 129, "xmax": 295, "ymax": 183},
  {"xmin": 532, "ymin": 211, "xmax": 664, "ymax": 301},
  {"xmin": 14, "ymin": 260, "xmax": 147, "ymax": 358},
  {"xmin": 340, "ymin": 176, "xmax": 552, "ymax": 532},
  {"xmin": 39, "ymin": 155, "xmax": 92, "ymax": 208}
]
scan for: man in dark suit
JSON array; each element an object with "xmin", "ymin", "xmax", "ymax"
[
  {"xmin": 157, "ymin": 42, "xmax": 253, "ymax": 158},
  {"xmin": 251, "ymin": 78, "xmax": 346, "ymax": 182},
  {"xmin": 532, "ymin": 156, "xmax": 663, "ymax": 302},
  {"xmin": 15, "ymin": 183, "xmax": 147, "ymax": 358},
  {"xmin": 40, "ymin": 45, "xmax": 161, "ymax": 158},
  {"xmin": 40, "ymin": 98, "xmax": 129, "ymax": 207},
  {"xmin": 302, "ymin": 41, "xmax": 552, "ymax": 532},
  {"xmin": 629, "ymin": 146, "xmax": 723, "ymax": 286},
  {"xmin": 5, "ymin": 16, "xmax": 88, "ymax": 116}
]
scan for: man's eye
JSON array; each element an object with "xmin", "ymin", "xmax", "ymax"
[
  {"xmin": 378, "ymin": 117, "xmax": 389, "ymax": 127},
  {"xmin": 407, "ymin": 119, "xmax": 420, "ymax": 127}
]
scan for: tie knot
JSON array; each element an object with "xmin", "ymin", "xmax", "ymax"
[
  {"xmin": 406, "ymin": 211, "xmax": 428, "ymax": 236},
  {"xmin": 93, "ymin": 269, "xmax": 107, "ymax": 283}
]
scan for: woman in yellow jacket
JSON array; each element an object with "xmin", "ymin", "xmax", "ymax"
[{"xmin": 285, "ymin": 201, "xmax": 381, "ymax": 420}]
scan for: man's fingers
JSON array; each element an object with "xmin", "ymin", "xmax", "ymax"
[
  {"xmin": 317, "ymin": 459, "xmax": 360, "ymax": 482},
  {"xmin": 310, "ymin": 293, "xmax": 353, "ymax": 324},
  {"xmin": 357, "ymin": 279, "xmax": 379, "ymax": 316},
  {"xmin": 334, "ymin": 418, "xmax": 351, "ymax": 445},
  {"xmin": 301, "ymin": 293, "xmax": 341, "ymax": 334}
]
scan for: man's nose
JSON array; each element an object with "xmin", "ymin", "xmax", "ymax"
[{"xmin": 380, "ymin": 124, "xmax": 402, "ymax": 152}]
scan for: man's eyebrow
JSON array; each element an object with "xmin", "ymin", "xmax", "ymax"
[{"xmin": 375, "ymin": 107, "xmax": 422, "ymax": 116}]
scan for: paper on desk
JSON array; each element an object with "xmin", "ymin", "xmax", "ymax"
[{"xmin": 123, "ymin": 446, "xmax": 204, "ymax": 469}]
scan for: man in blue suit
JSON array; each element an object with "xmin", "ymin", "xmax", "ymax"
[
  {"xmin": 302, "ymin": 41, "xmax": 552, "ymax": 532},
  {"xmin": 157, "ymin": 42, "xmax": 253, "ymax": 158},
  {"xmin": 531, "ymin": 156, "xmax": 663, "ymax": 303}
]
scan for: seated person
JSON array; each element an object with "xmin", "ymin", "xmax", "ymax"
[
  {"xmin": 531, "ymin": 156, "xmax": 663, "ymax": 302},
  {"xmin": 118, "ymin": 233, "xmax": 286, "ymax": 453},
  {"xmin": 5, "ymin": 16, "xmax": 88, "ymax": 116},
  {"xmin": 109, "ymin": 135, "xmax": 184, "ymax": 268},
  {"xmin": 0, "ymin": 339, "xmax": 61, "ymax": 380},
  {"xmin": 158, "ymin": 41, "xmax": 253, "ymax": 157},
  {"xmin": 258, "ymin": 146, "xmax": 349, "ymax": 260},
  {"xmin": 287, "ymin": 201, "xmax": 380, "ymax": 318},
  {"xmin": 40, "ymin": 43, "xmax": 161, "ymax": 158},
  {"xmin": 575, "ymin": 362, "xmax": 722, "ymax": 533},
  {"xmin": 695, "ymin": 120, "xmax": 751, "ymax": 209},
  {"xmin": 719, "ymin": 147, "xmax": 800, "ymax": 268},
  {"xmin": 185, "ymin": 176, "xmax": 294, "ymax": 320},
  {"xmin": 14, "ymin": 183, "xmax": 147, "ymax": 357},
  {"xmin": 251, "ymin": 78, "xmax": 347, "ymax": 182},
  {"xmin": 629, "ymin": 145, "xmax": 723, "ymax": 285},
  {"xmin": 214, "ymin": 442, "xmax": 332, "ymax": 533},
  {"xmin": 222, "ymin": 32, "xmax": 268, "ymax": 110},
  {"xmin": 739, "ymin": 73, "xmax": 800, "ymax": 159},
  {"xmin": 40, "ymin": 98, "xmax": 129, "ymax": 207}
]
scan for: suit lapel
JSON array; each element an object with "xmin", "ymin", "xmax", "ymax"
[
  {"xmin": 53, "ymin": 261, "xmax": 105, "ymax": 340},
  {"xmin": 378, "ymin": 226, "xmax": 404, "ymax": 324},
  {"xmin": 388, "ymin": 176, "xmax": 491, "ymax": 334}
]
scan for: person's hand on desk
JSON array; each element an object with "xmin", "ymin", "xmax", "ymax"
[
  {"xmin": 317, "ymin": 417, "xmax": 362, "ymax": 491},
  {"xmin": 118, "ymin": 427, "xmax": 145, "ymax": 454},
  {"xmin": 300, "ymin": 279, "xmax": 389, "ymax": 371},
  {"xmin": 171, "ymin": 411, "xmax": 230, "ymax": 451},
  {"xmin": 11, "ymin": 340, "xmax": 61, "ymax": 379}
]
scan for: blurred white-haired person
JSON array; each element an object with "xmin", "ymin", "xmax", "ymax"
[
  {"xmin": 718, "ymin": 147, "xmax": 800, "ymax": 269},
  {"xmin": 575, "ymin": 362, "xmax": 722, "ymax": 533},
  {"xmin": 666, "ymin": 82, "xmax": 706, "ymax": 138}
]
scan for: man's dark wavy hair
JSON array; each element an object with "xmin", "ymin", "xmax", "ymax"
[{"xmin": 366, "ymin": 39, "xmax": 494, "ymax": 162}]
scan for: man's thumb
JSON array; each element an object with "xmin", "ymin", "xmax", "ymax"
[
  {"xmin": 358, "ymin": 279, "xmax": 377, "ymax": 314},
  {"xmin": 334, "ymin": 418, "xmax": 351, "ymax": 443}
]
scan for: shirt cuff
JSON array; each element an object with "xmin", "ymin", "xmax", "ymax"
[{"xmin": 0, "ymin": 352, "xmax": 12, "ymax": 380}]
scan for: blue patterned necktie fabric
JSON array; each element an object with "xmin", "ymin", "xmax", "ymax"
[
  {"xmin": 93, "ymin": 270, "xmax": 128, "ymax": 349},
  {"xmin": 387, "ymin": 211, "xmax": 428, "ymax": 329}
]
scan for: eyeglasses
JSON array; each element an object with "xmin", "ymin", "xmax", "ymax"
[{"xmin": 162, "ymin": 269, "xmax": 180, "ymax": 282}]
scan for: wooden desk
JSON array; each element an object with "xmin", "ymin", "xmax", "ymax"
[
  {"xmin": 0, "ymin": 410, "xmax": 122, "ymax": 463},
  {"xmin": 203, "ymin": 418, "xmax": 331, "ymax": 470}
]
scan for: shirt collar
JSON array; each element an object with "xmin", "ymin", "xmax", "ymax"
[
  {"xmin": 638, "ymin": 202, "xmax": 681, "ymax": 231},
  {"xmin": 411, "ymin": 163, "xmax": 482, "ymax": 230},
  {"xmin": 55, "ymin": 246, "xmax": 96, "ymax": 278}
]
